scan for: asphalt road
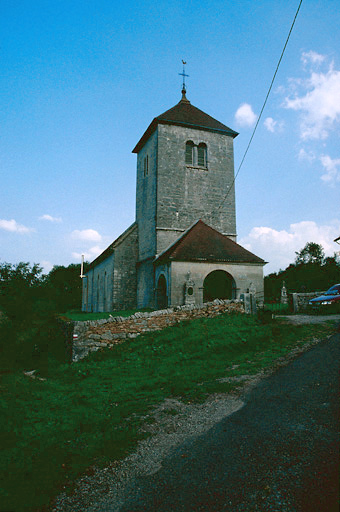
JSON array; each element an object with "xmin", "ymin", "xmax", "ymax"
[{"xmin": 115, "ymin": 333, "xmax": 340, "ymax": 512}]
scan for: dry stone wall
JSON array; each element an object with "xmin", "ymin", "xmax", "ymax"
[
  {"xmin": 291, "ymin": 291, "xmax": 325, "ymax": 313},
  {"xmin": 72, "ymin": 299, "xmax": 244, "ymax": 362}
]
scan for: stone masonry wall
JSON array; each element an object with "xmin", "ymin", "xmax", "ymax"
[
  {"xmin": 112, "ymin": 225, "xmax": 138, "ymax": 311},
  {"xmin": 156, "ymin": 124, "xmax": 237, "ymax": 254},
  {"xmin": 291, "ymin": 291, "xmax": 326, "ymax": 313},
  {"xmin": 135, "ymin": 130, "xmax": 157, "ymax": 261},
  {"xmin": 72, "ymin": 299, "xmax": 244, "ymax": 362}
]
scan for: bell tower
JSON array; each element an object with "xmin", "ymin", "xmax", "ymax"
[
  {"xmin": 134, "ymin": 91, "xmax": 238, "ymax": 247},
  {"xmin": 132, "ymin": 88, "xmax": 238, "ymax": 307}
]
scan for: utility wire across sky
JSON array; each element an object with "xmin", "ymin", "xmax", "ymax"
[{"xmin": 212, "ymin": 0, "xmax": 303, "ymax": 218}]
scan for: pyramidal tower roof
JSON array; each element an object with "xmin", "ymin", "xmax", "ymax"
[{"xmin": 132, "ymin": 90, "xmax": 238, "ymax": 153}]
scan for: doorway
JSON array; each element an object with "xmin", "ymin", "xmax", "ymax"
[
  {"xmin": 156, "ymin": 274, "xmax": 168, "ymax": 309},
  {"xmin": 203, "ymin": 270, "xmax": 236, "ymax": 302}
]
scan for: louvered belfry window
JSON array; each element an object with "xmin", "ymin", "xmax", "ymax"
[
  {"xmin": 185, "ymin": 141, "xmax": 194, "ymax": 165},
  {"xmin": 185, "ymin": 141, "xmax": 207, "ymax": 168},
  {"xmin": 197, "ymin": 143, "xmax": 207, "ymax": 167}
]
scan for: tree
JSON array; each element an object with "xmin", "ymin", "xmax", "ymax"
[
  {"xmin": 0, "ymin": 262, "xmax": 44, "ymax": 324},
  {"xmin": 0, "ymin": 262, "xmax": 78, "ymax": 371},
  {"xmin": 264, "ymin": 243, "xmax": 340, "ymax": 302},
  {"xmin": 44, "ymin": 263, "xmax": 88, "ymax": 312},
  {"xmin": 295, "ymin": 242, "xmax": 325, "ymax": 265}
]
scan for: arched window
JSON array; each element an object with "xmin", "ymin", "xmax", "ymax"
[
  {"xmin": 185, "ymin": 141, "xmax": 194, "ymax": 165},
  {"xmin": 185, "ymin": 141, "xmax": 208, "ymax": 168},
  {"xmin": 197, "ymin": 143, "xmax": 207, "ymax": 167},
  {"xmin": 143, "ymin": 155, "xmax": 149, "ymax": 177}
]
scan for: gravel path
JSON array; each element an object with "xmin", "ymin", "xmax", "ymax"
[
  {"xmin": 51, "ymin": 319, "xmax": 339, "ymax": 512},
  {"xmin": 275, "ymin": 314, "xmax": 340, "ymax": 325}
]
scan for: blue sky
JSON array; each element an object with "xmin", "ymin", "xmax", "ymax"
[{"xmin": 1, "ymin": 0, "xmax": 339, "ymax": 275}]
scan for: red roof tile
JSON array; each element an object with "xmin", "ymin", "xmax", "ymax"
[{"xmin": 155, "ymin": 220, "xmax": 266, "ymax": 265}]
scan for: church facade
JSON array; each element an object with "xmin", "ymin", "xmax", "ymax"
[{"xmin": 82, "ymin": 89, "xmax": 266, "ymax": 312}]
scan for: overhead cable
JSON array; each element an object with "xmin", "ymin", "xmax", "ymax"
[{"xmin": 212, "ymin": 0, "xmax": 303, "ymax": 217}]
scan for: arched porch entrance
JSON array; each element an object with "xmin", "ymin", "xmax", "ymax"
[
  {"xmin": 203, "ymin": 270, "xmax": 236, "ymax": 302},
  {"xmin": 156, "ymin": 274, "xmax": 168, "ymax": 310}
]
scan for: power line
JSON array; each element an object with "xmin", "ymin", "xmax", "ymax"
[{"xmin": 213, "ymin": 0, "xmax": 303, "ymax": 218}]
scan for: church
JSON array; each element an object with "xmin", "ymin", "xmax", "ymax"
[{"xmin": 81, "ymin": 85, "xmax": 266, "ymax": 312}]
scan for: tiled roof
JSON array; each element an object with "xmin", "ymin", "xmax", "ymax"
[
  {"xmin": 155, "ymin": 220, "xmax": 266, "ymax": 265},
  {"xmin": 132, "ymin": 93, "xmax": 238, "ymax": 153}
]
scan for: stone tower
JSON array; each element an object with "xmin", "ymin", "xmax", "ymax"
[{"xmin": 133, "ymin": 89, "xmax": 239, "ymax": 307}]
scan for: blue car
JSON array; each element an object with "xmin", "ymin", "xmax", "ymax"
[{"xmin": 309, "ymin": 284, "xmax": 340, "ymax": 312}]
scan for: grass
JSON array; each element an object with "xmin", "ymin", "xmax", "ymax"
[
  {"xmin": 263, "ymin": 303, "xmax": 290, "ymax": 314},
  {"xmin": 0, "ymin": 313, "xmax": 334, "ymax": 512}
]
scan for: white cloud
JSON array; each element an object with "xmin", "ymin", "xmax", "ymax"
[
  {"xmin": 264, "ymin": 117, "xmax": 277, "ymax": 132},
  {"xmin": 284, "ymin": 59, "xmax": 340, "ymax": 140},
  {"xmin": 235, "ymin": 103, "xmax": 257, "ymax": 127},
  {"xmin": 240, "ymin": 220, "xmax": 340, "ymax": 274},
  {"xmin": 71, "ymin": 230, "xmax": 104, "ymax": 263},
  {"xmin": 0, "ymin": 219, "xmax": 33, "ymax": 234},
  {"xmin": 298, "ymin": 148, "xmax": 316, "ymax": 163},
  {"xmin": 301, "ymin": 50, "xmax": 325, "ymax": 68},
  {"xmin": 72, "ymin": 246, "xmax": 103, "ymax": 261},
  {"xmin": 39, "ymin": 214, "xmax": 62, "ymax": 223},
  {"xmin": 71, "ymin": 229, "xmax": 102, "ymax": 242},
  {"xmin": 319, "ymin": 155, "xmax": 340, "ymax": 184},
  {"xmin": 263, "ymin": 117, "xmax": 284, "ymax": 133}
]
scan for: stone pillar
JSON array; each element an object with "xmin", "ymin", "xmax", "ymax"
[
  {"xmin": 281, "ymin": 281, "xmax": 288, "ymax": 304},
  {"xmin": 241, "ymin": 293, "xmax": 251, "ymax": 314},
  {"xmin": 250, "ymin": 293, "xmax": 257, "ymax": 314},
  {"xmin": 241, "ymin": 292, "xmax": 257, "ymax": 315},
  {"xmin": 292, "ymin": 293, "xmax": 298, "ymax": 313},
  {"xmin": 184, "ymin": 271, "xmax": 196, "ymax": 305}
]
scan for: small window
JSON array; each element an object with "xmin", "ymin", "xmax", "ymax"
[
  {"xmin": 185, "ymin": 141, "xmax": 194, "ymax": 165},
  {"xmin": 143, "ymin": 155, "xmax": 149, "ymax": 177},
  {"xmin": 197, "ymin": 143, "xmax": 207, "ymax": 167}
]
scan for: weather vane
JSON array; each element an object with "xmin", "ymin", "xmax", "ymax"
[{"xmin": 179, "ymin": 60, "xmax": 189, "ymax": 92}]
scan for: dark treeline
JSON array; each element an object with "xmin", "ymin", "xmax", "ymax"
[
  {"xmin": 264, "ymin": 242, "xmax": 340, "ymax": 302},
  {"xmin": 0, "ymin": 262, "xmax": 88, "ymax": 373}
]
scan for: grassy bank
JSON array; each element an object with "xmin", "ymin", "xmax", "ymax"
[{"xmin": 0, "ymin": 313, "xmax": 333, "ymax": 511}]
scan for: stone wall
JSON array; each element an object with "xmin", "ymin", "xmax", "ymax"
[
  {"xmin": 112, "ymin": 225, "xmax": 138, "ymax": 310},
  {"xmin": 137, "ymin": 259, "xmax": 156, "ymax": 309},
  {"xmin": 72, "ymin": 299, "xmax": 244, "ymax": 362},
  {"xmin": 291, "ymin": 291, "xmax": 325, "ymax": 313},
  {"xmin": 156, "ymin": 124, "xmax": 237, "ymax": 253},
  {"xmin": 82, "ymin": 256, "xmax": 115, "ymax": 313},
  {"xmin": 135, "ymin": 130, "xmax": 158, "ymax": 261},
  {"xmin": 82, "ymin": 224, "xmax": 138, "ymax": 313},
  {"xmin": 169, "ymin": 261, "xmax": 264, "ymax": 307}
]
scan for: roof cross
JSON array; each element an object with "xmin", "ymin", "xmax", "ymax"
[{"xmin": 179, "ymin": 60, "xmax": 189, "ymax": 93}]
